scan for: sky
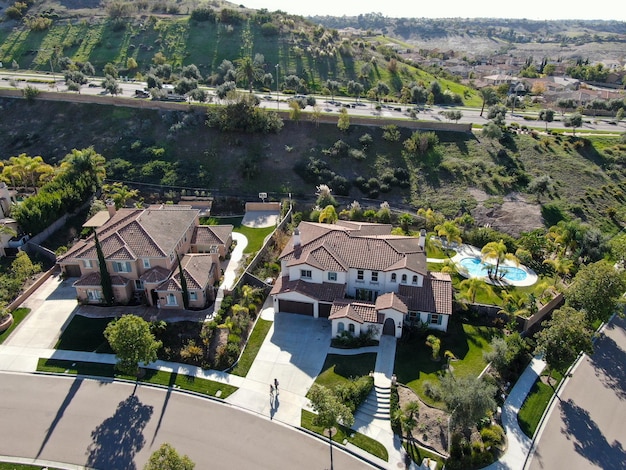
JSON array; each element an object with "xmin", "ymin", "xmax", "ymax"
[{"xmin": 239, "ymin": 0, "xmax": 625, "ymax": 21}]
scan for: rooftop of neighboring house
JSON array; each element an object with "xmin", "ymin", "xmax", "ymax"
[
  {"xmin": 279, "ymin": 221, "xmax": 427, "ymax": 275},
  {"xmin": 59, "ymin": 205, "xmax": 200, "ymax": 262},
  {"xmin": 156, "ymin": 253, "xmax": 217, "ymax": 292}
]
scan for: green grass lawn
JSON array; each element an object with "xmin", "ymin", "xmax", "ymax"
[
  {"xmin": 0, "ymin": 464, "xmax": 61, "ymax": 470},
  {"xmin": 231, "ymin": 318, "xmax": 272, "ymax": 377},
  {"xmin": 301, "ymin": 410, "xmax": 388, "ymax": 461},
  {"xmin": 0, "ymin": 308, "xmax": 30, "ymax": 345},
  {"xmin": 54, "ymin": 315, "xmax": 113, "ymax": 353},
  {"xmin": 201, "ymin": 215, "xmax": 275, "ymax": 254},
  {"xmin": 314, "ymin": 353, "xmax": 377, "ymax": 389},
  {"xmin": 518, "ymin": 371, "xmax": 563, "ymax": 438},
  {"xmin": 37, "ymin": 358, "xmax": 237, "ymax": 398},
  {"xmin": 394, "ymin": 321, "xmax": 500, "ymax": 407}
]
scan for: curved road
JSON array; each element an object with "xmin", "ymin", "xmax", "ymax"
[
  {"xmin": 0, "ymin": 372, "xmax": 371, "ymax": 470},
  {"xmin": 527, "ymin": 315, "xmax": 626, "ymax": 470}
]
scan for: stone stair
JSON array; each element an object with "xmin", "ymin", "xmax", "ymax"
[{"xmin": 354, "ymin": 381, "xmax": 391, "ymax": 427}]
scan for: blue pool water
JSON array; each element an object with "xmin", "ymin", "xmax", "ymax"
[{"xmin": 458, "ymin": 257, "xmax": 528, "ymax": 282}]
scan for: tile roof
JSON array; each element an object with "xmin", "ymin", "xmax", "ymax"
[
  {"xmin": 375, "ymin": 292, "xmax": 408, "ymax": 314},
  {"xmin": 280, "ymin": 222, "xmax": 426, "ymax": 274},
  {"xmin": 192, "ymin": 225, "xmax": 233, "ymax": 246},
  {"xmin": 140, "ymin": 266, "xmax": 172, "ymax": 283},
  {"xmin": 270, "ymin": 276, "xmax": 346, "ymax": 302},
  {"xmin": 329, "ymin": 300, "xmax": 384, "ymax": 324},
  {"xmin": 73, "ymin": 272, "xmax": 130, "ymax": 287},
  {"xmin": 399, "ymin": 272, "xmax": 453, "ymax": 316},
  {"xmin": 59, "ymin": 206, "xmax": 199, "ymax": 263},
  {"xmin": 157, "ymin": 254, "xmax": 217, "ymax": 292}
]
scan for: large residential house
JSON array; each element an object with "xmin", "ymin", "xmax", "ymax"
[
  {"xmin": 270, "ymin": 221, "xmax": 453, "ymax": 339},
  {"xmin": 58, "ymin": 204, "xmax": 232, "ymax": 309}
]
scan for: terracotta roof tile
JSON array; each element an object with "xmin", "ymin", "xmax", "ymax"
[
  {"xmin": 399, "ymin": 273, "xmax": 453, "ymax": 315},
  {"xmin": 140, "ymin": 266, "xmax": 172, "ymax": 283},
  {"xmin": 375, "ymin": 292, "xmax": 408, "ymax": 314},
  {"xmin": 73, "ymin": 272, "xmax": 130, "ymax": 287},
  {"xmin": 192, "ymin": 225, "xmax": 233, "ymax": 246},
  {"xmin": 329, "ymin": 300, "xmax": 384, "ymax": 324},
  {"xmin": 270, "ymin": 276, "xmax": 346, "ymax": 302}
]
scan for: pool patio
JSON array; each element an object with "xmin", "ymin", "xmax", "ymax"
[{"xmin": 450, "ymin": 243, "xmax": 538, "ymax": 287}]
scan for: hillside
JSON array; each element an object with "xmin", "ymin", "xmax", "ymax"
[{"xmin": 1, "ymin": 97, "xmax": 624, "ymax": 237}]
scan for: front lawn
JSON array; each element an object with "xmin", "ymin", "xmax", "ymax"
[
  {"xmin": 37, "ymin": 358, "xmax": 238, "ymax": 398},
  {"xmin": 518, "ymin": 371, "xmax": 563, "ymax": 438},
  {"xmin": 394, "ymin": 321, "xmax": 500, "ymax": 406},
  {"xmin": 301, "ymin": 409, "xmax": 388, "ymax": 462},
  {"xmin": 230, "ymin": 318, "xmax": 272, "ymax": 377},
  {"xmin": 234, "ymin": 224, "xmax": 276, "ymax": 254},
  {"xmin": 314, "ymin": 353, "xmax": 377, "ymax": 389},
  {"xmin": 54, "ymin": 315, "xmax": 113, "ymax": 352},
  {"xmin": 0, "ymin": 308, "xmax": 30, "ymax": 345},
  {"xmin": 403, "ymin": 441, "xmax": 445, "ymax": 469}
]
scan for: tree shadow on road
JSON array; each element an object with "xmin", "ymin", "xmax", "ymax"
[
  {"xmin": 588, "ymin": 326, "xmax": 626, "ymax": 400},
  {"xmin": 86, "ymin": 394, "xmax": 153, "ymax": 470},
  {"xmin": 560, "ymin": 398, "xmax": 626, "ymax": 469}
]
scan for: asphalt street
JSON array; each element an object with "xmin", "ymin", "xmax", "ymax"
[
  {"xmin": 0, "ymin": 372, "xmax": 372, "ymax": 470},
  {"xmin": 527, "ymin": 315, "xmax": 626, "ymax": 470}
]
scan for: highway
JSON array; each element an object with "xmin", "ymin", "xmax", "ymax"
[
  {"xmin": 1, "ymin": 70, "xmax": 623, "ymax": 133},
  {"xmin": 0, "ymin": 372, "xmax": 372, "ymax": 470}
]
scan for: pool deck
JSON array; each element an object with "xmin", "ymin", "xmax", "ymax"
[{"xmin": 442, "ymin": 242, "xmax": 538, "ymax": 287}]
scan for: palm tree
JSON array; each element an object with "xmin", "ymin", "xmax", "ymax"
[
  {"xmin": 235, "ymin": 56, "xmax": 263, "ymax": 93},
  {"xmin": 434, "ymin": 220, "xmax": 462, "ymax": 250},
  {"xmin": 479, "ymin": 87, "xmax": 498, "ymax": 117},
  {"xmin": 481, "ymin": 239, "xmax": 519, "ymax": 279},
  {"xmin": 543, "ymin": 256, "xmax": 574, "ymax": 285},
  {"xmin": 459, "ymin": 277, "xmax": 492, "ymax": 304}
]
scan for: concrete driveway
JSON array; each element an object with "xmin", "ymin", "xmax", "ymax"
[
  {"xmin": 226, "ymin": 313, "xmax": 331, "ymax": 425},
  {"xmin": 527, "ymin": 315, "xmax": 626, "ymax": 470}
]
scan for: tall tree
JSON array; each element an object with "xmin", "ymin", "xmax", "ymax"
[
  {"xmin": 479, "ymin": 87, "xmax": 498, "ymax": 117},
  {"xmin": 144, "ymin": 443, "xmax": 194, "ymax": 470},
  {"xmin": 439, "ymin": 375, "xmax": 496, "ymax": 437},
  {"xmin": 235, "ymin": 56, "xmax": 263, "ymax": 93},
  {"xmin": 534, "ymin": 306, "xmax": 593, "ymax": 384},
  {"xmin": 481, "ymin": 239, "xmax": 519, "ymax": 279},
  {"xmin": 337, "ymin": 107, "xmax": 350, "ymax": 132},
  {"xmin": 434, "ymin": 220, "xmax": 462, "ymax": 249},
  {"xmin": 459, "ymin": 277, "xmax": 492, "ymax": 304},
  {"xmin": 565, "ymin": 260, "xmax": 626, "ymax": 323},
  {"xmin": 104, "ymin": 315, "xmax": 162, "ymax": 376},
  {"xmin": 308, "ymin": 385, "xmax": 354, "ymax": 470},
  {"xmin": 177, "ymin": 254, "xmax": 189, "ymax": 310},
  {"xmin": 94, "ymin": 232, "xmax": 114, "ymax": 306},
  {"xmin": 564, "ymin": 113, "xmax": 583, "ymax": 136},
  {"xmin": 539, "ymin": 108, "xmax": 555, "ymax": 131}
]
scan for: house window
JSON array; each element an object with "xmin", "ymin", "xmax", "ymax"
[
  {"xmin": 87, "ymin": 289, "xmax": 101, "ymax": 301},
  {"xmin": 337, "ymin": 322, "xmax": 345, "ymax": 333},
  {"xmin": 428, "ymin": 314, "xmax": 442, "ymax": 325},
  {"xmin": 189, "ymin": 291, "xmax": 198, "ymax": 301},
  {"xmin": 348, "ymin": 323, "xmax": 355, "ymax": 334},
  {"xmin": 391, "ymin": 273, "xmax": 397, "ymax": 282},
  {"xmin": 371, "ymin": 271, "xmax": 379, "ymax": 283},
  {"xmin": 134, "ymin": 280, "xmax": 144, "ymax": 290},
  {"xmin": 401, "ymin": 274, "xmax": 407, "ymax": 283},
  {"xmin": 357, "ymin": 270, "xmax": 364, "ymax": 281},
  {"xmin": 112, "ymin": 261, "xmax": 131, "ymax": 273},
  {"xmin": 301, "ymin": 269, "xmax": 312, "ymax": 279},
  {"xmin": 143, "ymin": 259, "xmax": 151, "ymax": 269},
  {"xmin": 412, "ymin": 275, "xmax": 418, "ymax": 285},
  {"xmin": 166, "ymin": 293, "xmax": 177, "ymax": 306},
  {"xmin": 356, "ymin": 288, "xmax": 378, "ymax": 302},
  {"xmin": 328, "ymin": 272, "xmax": 337, "ymax": 281},
  {"xmin": 83, "ymin": 259, "xmax": 93, "ymax": 269}
]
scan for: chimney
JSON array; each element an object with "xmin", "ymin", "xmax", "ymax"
[
  {"xmin": 418, "ymin": 229, "xmax": 426, "ymax": 249},
  {"xmin": 106, "ymin": 198, "xmax": 116, "ymax": 217},
  {"xmin": 293, "ymin": 228, "xmax": 301, "ymax": 250}
]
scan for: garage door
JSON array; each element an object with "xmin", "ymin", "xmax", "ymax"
[
  {"xmin": 318, "ymin": 303, "xmax": 332, "ymax": 318},
  {"xmin": 64, "ymin": 264, "xmax": 82, "ymax": 278},
  {"xmin": 278, "ymin": 299, "xmax": 314, "ymax": 316}
]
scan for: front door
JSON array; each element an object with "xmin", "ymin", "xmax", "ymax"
[{"xmin": 382, "ymin": 318, "xmax": 395, "ymax": 336}]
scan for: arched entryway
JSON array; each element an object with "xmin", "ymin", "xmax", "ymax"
[{"xmin": 382, "ymin": 318, "xmax": 395, "ymax": 336}]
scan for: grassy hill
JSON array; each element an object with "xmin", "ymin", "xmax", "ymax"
[
  {"xmin": 0, "ymin": 0, "xmax": 481, "ymax": 104},
  {"xmin": 1, "ymin": 97, "xmax": 624, "ymax": 237}
]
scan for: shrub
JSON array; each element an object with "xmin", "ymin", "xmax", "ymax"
[
  {"xmin": 334, "ymin": 375, "xmax": 374, "ymax": 412},
  {"xmin": 215, "ymin": 342, "xmax": 240, "ymax": 370}
]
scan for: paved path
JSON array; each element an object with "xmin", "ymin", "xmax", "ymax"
[
  {"xmin": 484, "ymin": 357, "xmax": 546, "ymax": 470},
  {"xmin": 526, "ymin": 315, "xmax": 626, "ymax": 470}
]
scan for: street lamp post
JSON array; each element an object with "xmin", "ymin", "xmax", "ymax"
[{"xmin": 275, "ymin": 63, "xmax": 280, "ymax": 111}]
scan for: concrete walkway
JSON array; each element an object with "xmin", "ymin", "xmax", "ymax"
[
  {"xmin": 213, "ymin": 231, "xmax": 248, "ymax": 315},
  {"xmin": 484, "ymin": 356, "xmax": 546, "ymax": 470}
]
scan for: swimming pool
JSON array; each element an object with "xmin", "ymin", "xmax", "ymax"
[{"xmin": 458, "ymin": 257, "xmax": 528, "ymax": 282}]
